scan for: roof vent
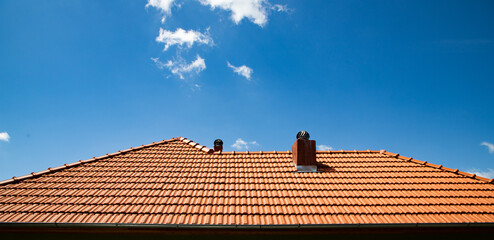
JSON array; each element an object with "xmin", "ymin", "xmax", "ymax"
[
  {"xmin": 292, "ymin": 131, "xmax": 317, "ymax": 172},
  {"xmin": 214, "ymin": 139, "xmax": 223, "ymax": 153},
  {"xmin": 296, "ymin": 131, "xmax": 310, "ymax": 140}
]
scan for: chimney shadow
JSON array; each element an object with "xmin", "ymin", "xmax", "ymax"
[{"xmin": 316, "ymin": 162, "xmax": 336, "ymax": 172}]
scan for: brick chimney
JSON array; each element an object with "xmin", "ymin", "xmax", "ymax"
[{"xmin": 292, "ymin": 131, "xmax": 317, "ymax": 172}]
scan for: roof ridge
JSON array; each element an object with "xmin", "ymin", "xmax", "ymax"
[
  {"xmin": 178, "ymin": 137, "xmax": 214, "ymax": 154},
  {"xmin": 380, "ymin": 150, "xmax": 494, "ymax": 184},
  {"xmin": 0, "ymin": 138, "xmax": 181, "ymax": 186},
  {"xmin": 316, "ymin": 150, "xmax": 381, "ymax": 153},
  {"xmin": 203, "ymin": 150, "xmax": 382, "ymax": 154}
]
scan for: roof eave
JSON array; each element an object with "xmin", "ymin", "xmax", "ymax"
[{"xmin": 1, "ymin": 222, "xmax": 494, "ymax": 229}]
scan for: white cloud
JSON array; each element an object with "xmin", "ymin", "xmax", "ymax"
[
  {"xmin": 317, "ymin": 144, "xmax": 333, "ymax": 151},
  {"xmin": 156, "ymin": 28, "xmax": 213, "ymax": 51},
  {"xmin": 0, "ymin": 132, "xmax": 10, "ymax": 142},
  {"xmin": 146, "ymin": 0, "xmax": 175, "ymax": 14},
  {"xmin": 481, "ymin": 142, "xmax": 494, "ymax": 154},
  {"xmin": 146, "ymin": 0, "xmax": 177, "ymax": 23},
  {"xmin": 468, "ymin": 168, "xmax": 494, "ymax": 179},
  {"xmin": 147, "ymin": 0, "xmax": 290, "ymax": 25},
  {"xmin": 232, "ymin": 138, "xmax": 259, "ymax": 150},
  {"xmin": 227, "ymin": 62, "xmax": 253, "ymax": 80},
  {"xmin": 151, "ymin": 55, "xmax": 206, "ymax": 79},
  {"xmin": 199, "ymin": 0, "xmax": 270, "ymax": 26}
]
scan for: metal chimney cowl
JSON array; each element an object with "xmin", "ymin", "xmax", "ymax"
[
  {"xmin": 296, "ymin": 131, "xmax": 310, "ymax": 140},
  {"xmin": 292, "ymin": 131, "xmax": 317, "ymax": 172},
  {"xmin": 213, "ymin": 139, "xmax": 223, "ymax": 153}
]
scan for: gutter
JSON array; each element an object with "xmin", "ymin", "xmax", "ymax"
[{"xmin": 1, "ymin": 222, "xmax": 494, "ymax": 229}]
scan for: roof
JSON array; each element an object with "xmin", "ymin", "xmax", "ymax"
[{"xmin": 0, "ymin": 137, "xmax": 494, "ymax": 227}]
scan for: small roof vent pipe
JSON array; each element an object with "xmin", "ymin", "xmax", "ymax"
[
  {"xmin": 214, "ymin": 139, "xmax": 223, "ymax": 153},
  {"xmin": 292, "ymin": 131, "xmax": 317, "ymax": 172}
]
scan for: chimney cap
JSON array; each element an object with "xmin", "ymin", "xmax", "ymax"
[
  {"xmin": 214, "ymin": 139, "xmax": 223, "ymax": 147},
  {"xmin": 296, "ymin": 131, "xmax": 310, "ymax": 140}
]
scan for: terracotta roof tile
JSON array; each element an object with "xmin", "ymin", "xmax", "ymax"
[{"xmin": 1, "ymin": 137, "xmax": 494, "ymax": 225}]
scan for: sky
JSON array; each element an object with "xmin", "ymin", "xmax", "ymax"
[{"xmin": 1, "ymin": 0, "xmax": 494, "ymax": 180}]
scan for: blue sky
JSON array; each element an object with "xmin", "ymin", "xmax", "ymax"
[{"xmin": 1, "ymin": 0, "xmax": 494, "ymax": 180}]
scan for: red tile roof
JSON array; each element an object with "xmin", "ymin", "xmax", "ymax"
[{"xmin": 0, "ymin": 137, "xmax": 493, "ymax": 226}]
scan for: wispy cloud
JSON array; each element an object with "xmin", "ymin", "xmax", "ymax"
[
  {"xmin": 481, "ymin": 141, "xmax": 494, "ymax": 154},
  {"xmin": 271, "ymin": 4, "xmax": 291, "ymax": 13},
  {"xmin": 146, "ymin": 0, "xmax": 177, "ymax": 23},
  {"xmin": 227, "ymin": 62, "xmax": 253, "ymax": 80},
  {"xmin": 468, "ymin": 168, "xmax": 494, "ymax": 179},
  {"xmin": 0, "ymin": 132, "xmax": 10, "ymax": 142},
  {"xmin": 156, "ymin": 28, "xmax": 213, "ymax": 51},
  {"xmin": 151, "ymin": 55, "xmax": 206, "ymax": 79},
  {"xmin": 199, "ymin": 0, "xmax": 286, "ymax": 27},
  {"xmin": 232, "ymin": 138, "xmax": 259, "ymax": 150},
  {"xmin": 317, "ymin": 144, "xmax": 333, "ymax": 151}
]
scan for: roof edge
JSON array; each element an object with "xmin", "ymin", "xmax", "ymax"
[
  {"xmin": 3, "ymin": 138, "xmax": 491, "ymax": 185},
  {"xmin": 0, "ymin": 138, "xmax": 181, "ymax": 186},
  {"xmin": 1, "ymin": 222, "xmax": 494, "ymax": 229},
  {"xmin": 179, "ymin": 137, "xmax": 214, "ymax": 154},
  {"xmin": 380, "ymin": 150, "xmax": 494, "ymax": 184}
]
